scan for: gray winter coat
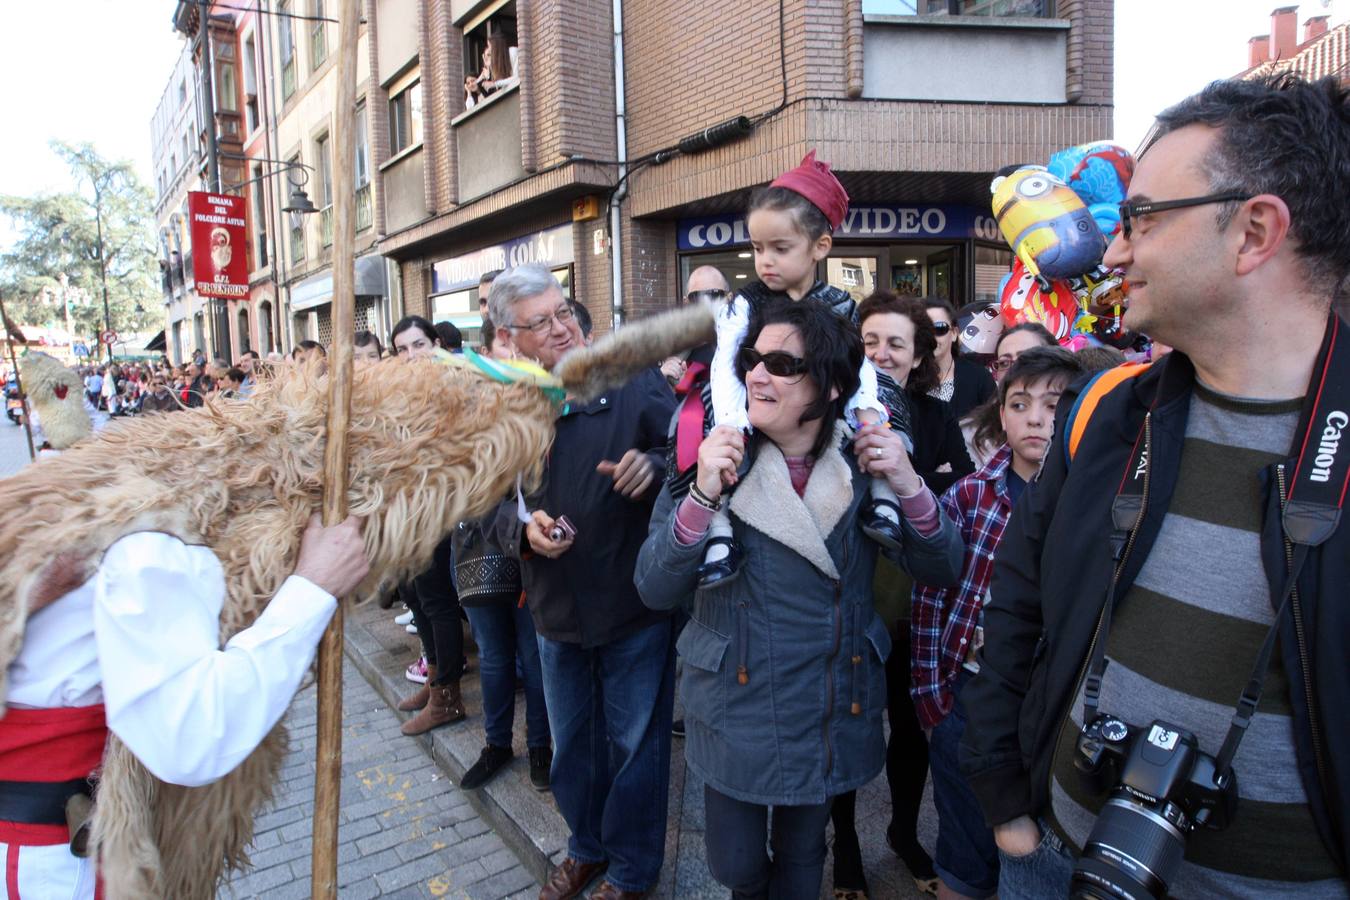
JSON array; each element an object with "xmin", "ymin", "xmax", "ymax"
[{"xmin": 635, "ymin": 425, "xmax": 963, "ymax": 806}]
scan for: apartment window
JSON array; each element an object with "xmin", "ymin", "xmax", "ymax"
[
  {"xmin": 243, "ymin": 35, "xmax": 260, "ymax": 133},
  {"xmin": 288, "ymin": 154, "xmax": 306, "ymax": 264},
  {"xmin": 317, "ymin": 134, "xmax": 333, "ymax": 247},
  {"xmin": 252, "ymin": 164, "xmax": 269, "ymax": 269},
  {"xmin": 355, "ymin": 101, "xmax": 372, "ymax": 232},
  {"xmin": 862, "ymin": 0, "xmax": 1050, "ymax": 14},
  {"xmin": 279, "ymin": 0, "xmax": 297, "ymax": 99},
  {"xmin": 462, "ymin": 3, "xmax": 519, "ymax": 111},
  {"xmin": 181, "ymin": 132, "xmax": 190, "ymax": 165},
  {"xmin": 388, "ymin": 79, "xmax": 423, "ymax": 155},
  {"xmin": 310, "ymin": 0, "xmax": 328, "ymax": 70},
  {"xmin": 170, "ymin": 151, "xmax": 178, "ymax": 173},
  {"xmin": 216, "ymin": 60, "xmax": 238, "ymax": 113},
  {"xmin": 179, "ymin": 79, "xmax": 187, "ymax": 105}
]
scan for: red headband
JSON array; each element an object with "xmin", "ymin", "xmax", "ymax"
[{"xmin": 770, "ymin": 150, "xmax": 849, "ymax": 232}]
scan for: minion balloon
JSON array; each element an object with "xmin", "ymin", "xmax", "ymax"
[{"xmin": 990, "ymin": 165, "xmax": 1107, "ymax": 286}]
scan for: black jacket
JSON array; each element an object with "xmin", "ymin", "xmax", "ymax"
[
  {"xmin": 496, "ymin": 368, "xmax": 675, "ymax": 648},
  {"xmin": 959, "ymin": 327, "xmax": 1350, "ymax": 875},
  {"xmin": 948, "ymin": 355, "xmax": 996, "ymax": 420},
  {"xmin": 909, "ymin": 391, "xmax": 975, "ymax": 496}
]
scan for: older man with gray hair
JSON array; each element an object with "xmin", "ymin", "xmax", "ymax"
[{"xmin": 489, "ymin": 264, "xmax": 677, "ymax": 900}]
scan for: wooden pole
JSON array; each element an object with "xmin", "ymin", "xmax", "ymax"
[
  {"xmin": 0, "ymin": 292, "xmax": 36, "ymax": 462},
  {"xmin": 311, "ymin": 1, "xmax": 359, "ymax": 896}
]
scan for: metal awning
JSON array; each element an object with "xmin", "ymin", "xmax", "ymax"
[
  {"xmin": 144, "ymin": 330, "xmax": 167, "ymax": 352},
  {"xmin": 289, "ymin": 253, "xmax": 388, "ymax": 312}
]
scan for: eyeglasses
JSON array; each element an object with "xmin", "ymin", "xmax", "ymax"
[
  {"xmin": 930, "ymin": 321, "xmax": 953, "ymax": 337},
  {"xmin": 738, "ymin": 346, "xmax": 808, "ymax": 381},
  {"xmin": 509, "ymin": 305, "xmax": 576, "ymax": 336},
  {"xmin": 685, "ymin": 289, "xmax": 729, "ymax": 305},
  {"xmin": 991, "ymin": 356, "xmax": 1017, "ymax": 373},
  {"xmin": 1118, "ymin": 192, "xmax": 1252, "ymax": 239}
]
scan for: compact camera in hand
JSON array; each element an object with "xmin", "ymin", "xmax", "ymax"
[
  {"xmin": 1070, "ymin": 715, "xmax": 1238, "ymax": 899},
  {"xmin": 547, "ymin": 515, "xmax": 577, "ymax": 543}
]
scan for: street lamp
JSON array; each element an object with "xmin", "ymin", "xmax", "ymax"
[{"xmin": 220, "ymin": 157, "xmax": 320, "ymax": 215}]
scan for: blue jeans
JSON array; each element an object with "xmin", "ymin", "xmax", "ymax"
[
  {"xmin": 928, "ymin": 670, "xmax": 999, "ymax": 898},
  {"xmin": 537, "ymin": 620, "xmax": 675, "ymax": 892},
  {"xmin": 996, "ymin": 821, "xmax": 1073, "ymax": 900},
  {"xmin": 465, "ymin": 603, "xmax": 549, "ymax": 750},
  {"xmin": 703, "ymin": 786, "xmax": 832, "ymax": 900}
]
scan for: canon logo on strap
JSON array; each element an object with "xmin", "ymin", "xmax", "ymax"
[{"xmin": 1310, "ymin": 411, "xmax": 1348, "ymax": 483}]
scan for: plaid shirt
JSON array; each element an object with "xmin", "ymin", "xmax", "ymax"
[{"xmin": 910, "ymin": 445, "xmax": 1014, "ymax": 730}]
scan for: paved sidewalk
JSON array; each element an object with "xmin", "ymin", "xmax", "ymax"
[
  {"xmin": 349, "ymin": 599, "xmax": 940, "ymax": 900},
  {"xmin": 219, "ymin": 659, "xmax": 539, "ymax": 900}
]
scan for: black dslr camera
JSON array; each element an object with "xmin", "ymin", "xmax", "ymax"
[{"xmin": 1070, "ymin": 715, "xmax": 1238, "ymax": 899}]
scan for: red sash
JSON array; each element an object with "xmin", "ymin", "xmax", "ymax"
[{"xmin": 0, "ymin": 705, "xmax": 106, "ymax": 846}]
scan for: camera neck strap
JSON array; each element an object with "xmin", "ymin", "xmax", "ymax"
[{"xmin": 1082, "ymin": 314, "xmax": 1350, "ymax": 784}]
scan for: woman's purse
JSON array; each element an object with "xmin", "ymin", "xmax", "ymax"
[{"xmin": 451, "ymin": 517, "xmax": 522, "ymax": 607}]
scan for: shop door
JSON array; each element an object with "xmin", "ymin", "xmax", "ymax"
[{"xmin": 926, "ymin": 248, "xmax": 958, "ymax": 306}]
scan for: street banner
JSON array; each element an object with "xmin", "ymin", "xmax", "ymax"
[{"xmin": 188, "ymin": 191, "xmax": 249, "ymax": 298}]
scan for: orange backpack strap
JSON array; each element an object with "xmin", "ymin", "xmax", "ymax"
[{"xmin": 1063, "ymin": 362, "xmax": 1152, "ymax": 465}]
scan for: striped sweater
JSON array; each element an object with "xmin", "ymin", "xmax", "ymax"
[{"xmin": 1048, "ymin": 382, "xmax": 1348, "ymax": 898}]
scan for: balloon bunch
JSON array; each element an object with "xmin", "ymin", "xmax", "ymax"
[{"xmin": 987, "ymin": 141, "xmax": 1144, "ymax": 353}]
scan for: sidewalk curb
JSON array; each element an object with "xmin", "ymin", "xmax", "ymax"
[{"xmin": 342, "ymin": 630, "xmax": 561, "ymax": 888}]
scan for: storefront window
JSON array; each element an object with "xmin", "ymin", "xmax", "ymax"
[
  {"xmin": 825, "ymin": 256, "xmax": 878, "ymax": 304},
  {"xmin": 678, "ymin": 250, "xmax": 756, "ymax": 295},
  {"xmin": 974, "ymin": 243, "xmax": 1014, "ymax": 307}
]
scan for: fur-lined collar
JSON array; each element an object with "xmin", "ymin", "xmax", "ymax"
[{"xmin": 730, "ymin": 423, "xmax": 854, "ymax": 579}]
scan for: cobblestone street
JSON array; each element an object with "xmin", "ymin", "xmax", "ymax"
[{"xmin": 218, "ymin": 660, "xmax": 539, "ymax": 900}]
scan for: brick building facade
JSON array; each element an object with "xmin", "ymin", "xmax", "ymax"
[{"xmin": 369, "ymin": 0, "xmax": 1114, "ymax": 339}]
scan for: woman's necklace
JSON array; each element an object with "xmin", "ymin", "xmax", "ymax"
[{"xmin": 939, "ymin": 355, "xmax": 955, "ymax": 384}]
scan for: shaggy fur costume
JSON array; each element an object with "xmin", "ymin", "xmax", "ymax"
[
  {"xmin": 0, "ymin": 302, "xmax": 713, "ymax": 899},
  {"xmin": 18, "ymin": 350, "xmax": 91, "ymax": 449}
]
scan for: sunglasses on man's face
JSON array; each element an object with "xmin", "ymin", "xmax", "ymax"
[
  {"xmin": 738, "ymin": 346, "xmax": 808, "ymax": 380},
  {"xmin": 685, "ymin": 289, "xmax": 729, "ymax": 305}
]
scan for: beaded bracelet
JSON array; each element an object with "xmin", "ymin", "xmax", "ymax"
[{"xmin": 688, "ymin": 482, "xmax": 722, "ymax": 511}]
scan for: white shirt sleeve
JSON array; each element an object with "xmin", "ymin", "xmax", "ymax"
[
  {"xmin": 94, "ymin": 532, "xmax": 337, "ymax": 787},
  {"xmin": 710, "ymin": 294, "xmax": 752, "ymax": 432}
]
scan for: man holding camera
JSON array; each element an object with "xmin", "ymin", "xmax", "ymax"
[
  {"xmin": 961, "ymin": 75, "xmax": 1350, "ymax": 899},
  {"xmin": 488, "ymin": 264, "xmax": 677, "ymax": 900}
]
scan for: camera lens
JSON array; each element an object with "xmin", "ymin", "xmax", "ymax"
[{"xmin": 1070, "ymin": 796, "xmax": 1186, "ymax": 899}]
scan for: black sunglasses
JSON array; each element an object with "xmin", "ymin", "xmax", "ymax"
[
  {"xmin": 738, "ymin": 346, "xmax": 808, "ymax": 380},
  {"xmin": 1118, "ymin": 192, "xmax": 1252, "ymax": 239},
  {"xmin": 930, "ymin": 321, "xmax": 953, "ymax": 336},
  {"xmin": 685, "ymin": 289, "xmax": 729, "ymax": 305}
]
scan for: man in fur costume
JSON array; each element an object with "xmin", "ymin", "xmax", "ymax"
[
  {"xmin": 0, "ymin": 303, "xmax": 713, "ymax": 899},
  {"xmin": 16, "ymin": 352, "xmax": 95, "ymax": 455}
]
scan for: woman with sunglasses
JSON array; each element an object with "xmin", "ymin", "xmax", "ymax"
[
  {"xmin": 637, "ymin": 297, "xmax": 962, "ymax": 900},
  {"xmin": 922, "ymin": 298, "xmax": 995, "ymax": 420}
]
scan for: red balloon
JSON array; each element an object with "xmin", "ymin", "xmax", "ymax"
[{"xmin": 999, "ymin": 259, "xmax": 1078, "ymax": 342}]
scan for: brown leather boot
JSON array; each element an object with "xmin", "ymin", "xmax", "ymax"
[
  {"xmin": 397, "ymin": 663, "xmax": 436, "ymax": 711},
  {"xmin": 400, "ymin": 679, "xmax": 466, "ymax": 735}
]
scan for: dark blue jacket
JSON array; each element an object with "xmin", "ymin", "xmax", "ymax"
[{"xmin": 496, "ymin": 367, "xmax": 675, "ymax": 648}]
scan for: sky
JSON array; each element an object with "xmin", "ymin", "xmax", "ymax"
[{"xmin": 0, "ymin": 1, "xmax": 1346, "ymax": 223}]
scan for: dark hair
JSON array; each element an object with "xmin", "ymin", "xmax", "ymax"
[
  {"xmin": 971, "ymin": 346, "xmax": 1082, "ymax": 454},
  {"xmin": 241, "ymin": 349, "xmax": 260, "ymax": 361},
  {"xmin": 223, "ymin": 367, "xmax": 245, "ymax": 384},
  {"xmin": 996, "ymin": 322, "xmax": 1057, "ymax": 356},
  {"xmin": 568, "ymin": 300, "xmax": 593, "ymax": 339},
  {"xmin": 738, "ymin": 296, "xmax": 863, "ymax": 459},
  {"xmin": 1074, "ymin": 344, "xmax": 1126, "ymax": 373},
  {"xmin": 434, "ymin": 321, "xmax": 463, "ymax": 351},
  {"xmin": 354, "ymin": 330, "xmax": 383, "ymax": 356},
  {"xmin": 390, "ymin": 315, "xmax": 439, "ymax": 347},
  {"xmin": 1150, "ymin": 74, "xmax": 1350, "ymax": 293},
  {"xmin": 856, "ymin": 291, "xmax": 940, "ymax": 395},
  {"xmin": 480, "ymin": 316, "xmax": 497, "ymax": 352},
  {"xmin": 293, "ymin": 339, "xmax": 325, "ymax": 358},
  {"xmin": 747, "ymin": 185, "xmax": 832, "ymax": 241},
  {"xmin": 479, "ymin": 268, "xmax": 503, "ymax": 288}
]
